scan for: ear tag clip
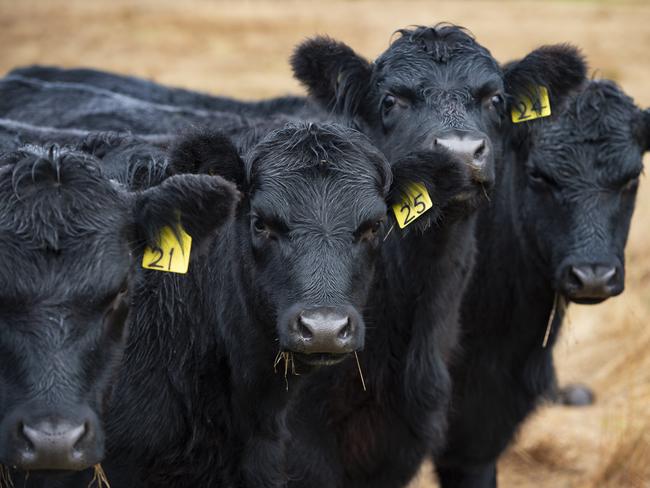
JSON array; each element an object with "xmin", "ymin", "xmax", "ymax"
[
  {"xmin": 142, "ymin": 224, "xmax": 192, "ymax": 274},
  {"xmin": 511, "ymin": 86, "xmax": 551, "ymax": 123},
  {"xmin": 392, "ymin": 182, "xmax": 433, "ymax": 229}
]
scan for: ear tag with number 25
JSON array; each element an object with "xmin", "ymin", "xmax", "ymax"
[
  {"xmin": 511, "ymin": 86, "xmax": 551, "ymax": 123},
  {"xmin": 142, "ymin": 225, "xmax": 192, "ymax": 274},
  {"xmin": 392, "ymin": 182, "xmax": 433, "ymax": 229}
]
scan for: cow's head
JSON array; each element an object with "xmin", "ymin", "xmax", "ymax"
[
  {"xmin": 508, "ymin": 79, "xmax": 648, "ymax": 304},
  {"xmin": 291, "ymin": 25, "xmax": 586, "ymax": 206},
  {"xmin": 0, "ymin": 144, "xmax": 237, "ymax": 471},
  {"xmin": 172, "ymin": 125, "xmax": 467, "ymax": 366}
]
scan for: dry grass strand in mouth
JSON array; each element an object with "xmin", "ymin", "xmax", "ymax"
[
  {"xmin": 354, "ymin": 351, "xmax": 367, "ymax": 392},
  {"xmin": 0, "ymin": 465, "xmax": 13, "ymax": 488},
  {"xmin": 383, "ymin": 223, "xmax": 395, "ymax": 242},
  {"xmin": 543, "ymin": 292, "xmax": 565, "ymax": 348},
  {"xmin": 88, "ymin": 464, "xmax": 110, "ymax": 488},
  {"xmin": 481, "ymin": 183, "xmax": 491, "ymax": 202},
  {"xmin": 273, "ymin": 350, "xmax": 298, "ymax": 391}
]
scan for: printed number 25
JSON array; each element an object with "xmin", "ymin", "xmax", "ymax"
[
  {"xmin": 147, "ymin": 246, "xmax": 175, "ymax": 271},
  {"xmin": 400, "ymin": 193, "xmax": 426, "ymax": 225}
]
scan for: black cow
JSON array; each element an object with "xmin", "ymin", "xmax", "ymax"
[
  {"xmin": 0, "ymin": 75, "xmax": 306, "ymax": 135},
  {"xmin": 435, "ymin": 79, "xmax": 649, "ymax": 487},
  {"xmin": 9, "ymin": 65, "xmax": 309, "ymax": 117},
  {"xmin": 273, "ymin": 26, "xmax": 586, "ymax": 488},
  {"xmin": 0, "ymin": 143, "xmax": 237, "ymax": 476}
]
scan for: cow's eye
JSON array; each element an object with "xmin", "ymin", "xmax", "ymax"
[
  {"xmin": 252, "ymin": 216, "xmax": 276, "ymax": 240},
  {"xmin": 529, "ymin": 170, "xmax": 556, "ymax": 188},
  {"xmin": 490, "ymin": 94, "xmax": 504, "ymax": 109},
  {"xmin": 118, "ymin": 280, "xmax": 128, "ymax": 296},
  {"xmin": 356, "ymin": 219, "xmax": 383, "ymax": 243},
  {"xmin": 252, "ymin": 217, "xmax": 268, "ymax": 234},
  {"xmin": 382, "ymin": 94, "xmax": 397, "ymax": 112}
]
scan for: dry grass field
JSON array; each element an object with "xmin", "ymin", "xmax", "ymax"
[{"xmin": 0, "ymin": 0, "xmax": 648, "ymax": 486}]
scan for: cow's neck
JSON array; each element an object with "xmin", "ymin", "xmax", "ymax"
[
  {"xmin": 104, "ymin": 220, "xmax": 290, "ymax": 476},
  {"xmin": 463, "ymin": 150, "xmax": 564, "ymax": 357},
  {"xmin": 364, "ymin": 213, "xmax": 477, "ymax": 392}
]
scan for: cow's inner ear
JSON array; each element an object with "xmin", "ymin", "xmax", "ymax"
[
  {"xmin": 290, "ymin": 36, "xmax": 373, "ymax": 119},
  {"xmin": 133, "ymin": 174, "xmax": 239, "ymax": 254}
]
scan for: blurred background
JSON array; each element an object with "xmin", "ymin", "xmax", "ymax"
[{"xmin": 0, "ymin": 0, "xmax": 648, "ymax": 486}]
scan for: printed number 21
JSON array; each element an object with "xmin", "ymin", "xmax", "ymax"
[{"xmin": 147, "ymin": 247, "xmax": 175, "ymax": 271}]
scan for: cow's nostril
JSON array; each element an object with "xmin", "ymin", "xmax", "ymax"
[
  {"xmin": 569, "ymin": 266, "xmax": 586, "ymax": 286},
  {"xmin": 433, "ymin": 138, "xmax": 439, "ymax": 147},
  {"xmin": 73, "ymin": 422, "xmax": 90, "ymax": 450},
  {"xmin": 601, "ymin": 266, "xmax": 617, "ymax": 285},
  {"xmin": 474, "ymin": 141, "xmax": 486, "ymax": 160},
  {"xmin": 17, "ymin": 422, "xmax": 34, "ymax": 450},
  {"xmin": 337, "ymin": 319, "xmax": 352, "ymax": 340},
  {"xmin": 297, "ymin": 317, "xmax": 314, "ymax": 340}
]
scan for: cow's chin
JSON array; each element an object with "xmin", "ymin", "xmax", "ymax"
[
  {"xmin": 567, "ymin": 296, "xmax": 609, "ymax": 305},
  {"xmin": 291, "ymin": 352, "xmax": 350, "ymax": 368}
]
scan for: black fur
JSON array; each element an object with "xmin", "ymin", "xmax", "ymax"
[
  {"xmin": 284, "ymin": 144, "xmax": 477, "ymax": 488},
  {"xmin": 9, "ymin": 65, "xmax": 309, "ymax": 117},
  {"xmin": 0, "ymin": 119, "xmax": 173, "ymax": 189},
  {"xmin": 0, "ymin": 75, "xmax": 255, "ymax": 133},
  {"xmin": 284, "ymin": 24, "xmax": 586, "ymax": 487},
  {"xmin": 435, "ymin": 79, "xmax": 647, "ymax": 488},
  {"xmin": 290, "ymin": 36, "xmax": 373, "ymax": 119},
  {"xmin": 28, "ymin": 122, "xmax": 446, "ymax": 488},
  {"xmin": 503, "ymin": 44, "xmax": 587, "ymax": 109},
  {"xmin": 0, "ymin": 142, "xmax": 237, "ymax": 476},
  {"xmin": 169, "ymin": 130, "xmax": 246, "ymax": 187}
]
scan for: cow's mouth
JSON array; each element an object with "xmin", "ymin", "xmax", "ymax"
[{"xmin": 291, "ymin": 352, "xmax": 350, "ymax": 367}]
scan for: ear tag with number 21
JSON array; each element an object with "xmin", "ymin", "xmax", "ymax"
[
  {"xmin": 511, "ymin": 86, "xmax": 551, "ymax": 123},
  {"xmin": 392, "ymin": 182, "xmax": 433, "ymax": 229},
  {"xmin": 142, "ymin": 225, "xmax": 192, "ymax": 274}
]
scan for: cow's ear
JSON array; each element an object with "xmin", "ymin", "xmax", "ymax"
[
  {"xmin": 386, "ymin": 148, "xmax": 471, "ymax": 233},
  {"xmin": 291, "ymin": 36, "xmax": 373, "ymax": 119},
  {"xmin": 170, "ymin": 131, "xmax": 247, "ymax": 191},
  {"xmin": 134, "ymin": 173, "xmax": 240, "ymax": 249},
  {"xmin": 504, "ymin": 44, "xmax": 587, "ymax": 115}
]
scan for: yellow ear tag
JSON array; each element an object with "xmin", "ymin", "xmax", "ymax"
[
  {"xmin": 511, "ymin": 86, "xmax": 552, "ymax": 123},
  {"xmin": 142, "ymin": 225, "xmax": 192, "ymax": 274},
  {"xmin": 392, "ymin": 182, "xmax": 433, "ymax": 229}
]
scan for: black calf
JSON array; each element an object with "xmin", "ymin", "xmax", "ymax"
[
  {"xmin": 0, "ymin": 143, "xmax": 237, "ymax": 475},
  {"xmin": 435, "ymin": 77, "xmax": 648, "ymax": 487},
  {"xmin": 284, "ymin": 25, "xmax": 586, "ymax": 487}
]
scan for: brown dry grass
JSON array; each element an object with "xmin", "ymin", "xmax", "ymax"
[{"xmin": 0, "ymin": 0, "xmax": 648, "ymax": 486}]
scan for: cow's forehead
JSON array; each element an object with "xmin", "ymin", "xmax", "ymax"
[
  {"xmin": 0, "ymin": 171, "xmax": 133, "ymax": 303},
  {"xmin": 532, "ymin": 84, "xmax": 643, "ymax": 179},
  {"xmin": 251, "ymin": 168, "xmax": 385, "ymax": 226},
  {"xmin": 375, "ymin": 51, "xmax": 501, "ymax": 91},
  {"xmin": 0, "ymin": 230, "xmax": 131, "ymax": 303}
]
